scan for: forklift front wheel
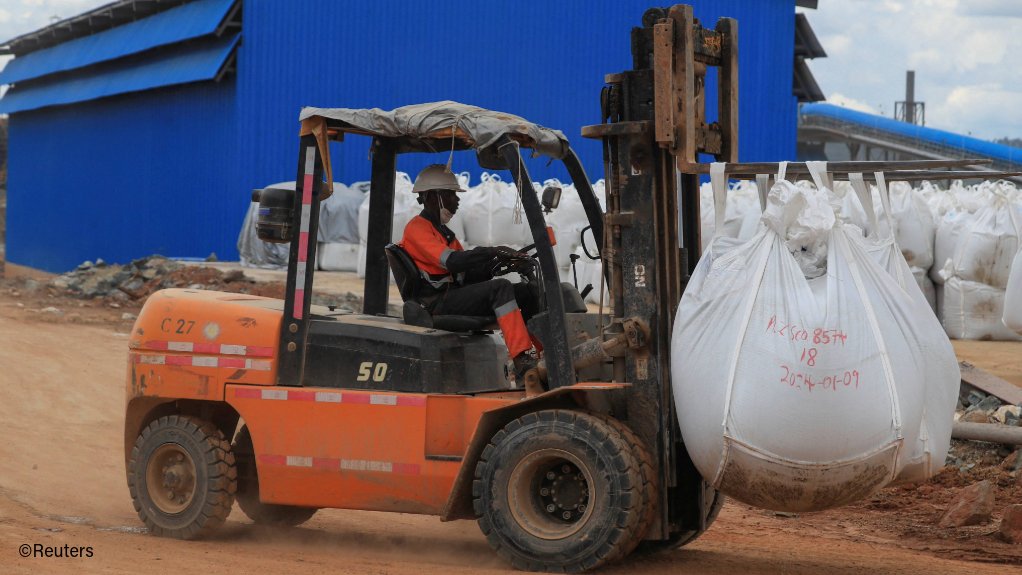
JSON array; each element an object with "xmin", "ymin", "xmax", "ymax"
[
  {"xmin": 127, "ymin": 415, "xmax": 237, "ymax": 539},
  {"xmin": 233, "ymin": 426, "xmax": 318, "ymax": 526},
  {"xmin": 472, "ymin": 410, "xmax": 645, "ymax": 573}
]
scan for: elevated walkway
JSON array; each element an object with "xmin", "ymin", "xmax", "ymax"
[{"xmin": 798, "ymin": 103, "xmax": 1022, "ymax": 184}]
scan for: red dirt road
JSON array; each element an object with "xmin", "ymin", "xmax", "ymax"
[{"xmin": 0, "ymin": 272, "xmax": 1020, "ymax": 574}]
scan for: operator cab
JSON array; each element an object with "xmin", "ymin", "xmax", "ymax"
[{"xmin": 254, "ymin": 102, "xmax": 610, "ymax": 394}]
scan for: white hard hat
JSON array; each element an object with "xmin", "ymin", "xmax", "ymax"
[{"xmin": 412, "ymin": 164, "xmax": 464, "ymax": 194}]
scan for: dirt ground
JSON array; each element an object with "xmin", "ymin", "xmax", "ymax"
[{"xmin": 1, "ymin": 263, "xmax": 1021, "ymax": 574}]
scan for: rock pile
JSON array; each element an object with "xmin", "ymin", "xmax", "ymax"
[
  {"xmin": 52, "ymin": 256, "xmax": 187, "ymax": 299},
  {"xmin": 956, "ymin": 389, "xmax": 1022, "ymax": 427},
  {"xmin": 47, "ymin": 256, "xmax": 380, "ymax": 314}
]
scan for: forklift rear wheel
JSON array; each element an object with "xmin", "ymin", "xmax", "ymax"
[
  {"xmin": 232, "ymin": 426, "xmax": 318, "ymax": 526},
  {"xmin": 127, "ymin": 415, "xmax": 237, "ymax": 539},
  {"xmin": 472, "ymin": 410, "xmax": 646, "ymax": 573}
]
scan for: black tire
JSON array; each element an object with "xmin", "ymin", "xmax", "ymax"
[
  {"xmin": 233, "ymin": 426, "xmax": 318, "ymax": 526},
  {"xmin": 472, "ymin": 409, "xmax": 645, "ymax": 573},
  {"xmin": 635, "ymin": 488, "xmax": 725, "ymax": 555},
  {"xmin": 591, "ymin": 414, "xmax": 658, "ymax": 561},
  {"xmin": 127, "ymin": 415, "xmax": 237, "ymax": 539}
]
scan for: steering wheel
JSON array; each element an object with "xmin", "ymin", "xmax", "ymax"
[{"xmin": 491, "ymin": 254, "xmax": 536, "ymax": 278}]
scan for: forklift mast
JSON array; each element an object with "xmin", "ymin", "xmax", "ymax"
[{"xmin": 583, "ymin": 4, "xmax": 738, "ymax": 538}]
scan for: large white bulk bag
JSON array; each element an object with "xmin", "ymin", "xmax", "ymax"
[
  {"xmin": 1004, "ymin": 247, "xmax": 1022, "ymax": 332},
  {"xmin": 698, "ymin": 180, "xmax": 761, "ymax": 246},
  {"xmin": 913, "ymin": 267, "xmax": 937, "ymax": 315},
  {"xmin": 317, "ymin": 242, "xmax": 360, "ymax": 272},
  {"xmin": 461, "ymin": 173, "xmax": 533, "ymax": 247},
  {"xmin": 840, "ymin": 181, "xmax": 934, "ymax": 271},
  {"xmin": 888, "ymin": 182, "xmax": 936, "ymax": 270},
  {"xmin": 573, "ymin": 246, "xmax": 610, "ymax": 306},
  {"xmin": 319, "ymin": 183, "xmax": 364, "ymax": 244},
  {"xmin": 942, "ymin": 277, "xmax": 1022, "ymax": 341},
  {"xmin": 672, "ymin": 164, "xmax": 957, "ymax": 512},
  {"xmin": 844, "ymin": 173, "xmax": 958, "ymax": 483},
  {"xmin": 356, "ymin": 172, "xmax": 420, "ymax": 244},
  {"xmin": 543, "ymin": 180, "xmax": 583, "ymax": 269},
  {"xmin": 945, "ymin": 193, "xmax": 1020, "ymax": 289},
  {"xmin": 932, "ymin": 210, "xmax": 973, "ymax": 285}
]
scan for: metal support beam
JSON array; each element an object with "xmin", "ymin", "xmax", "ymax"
[{"xmin": 363, "ymin": 138, "xmax": 396, "ymax": 316}]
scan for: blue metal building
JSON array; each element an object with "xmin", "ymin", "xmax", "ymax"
[{"xmin": 1, "ymin": 0, "xmax": 804, "ymax": 272}]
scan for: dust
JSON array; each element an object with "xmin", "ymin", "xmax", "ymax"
[{"xmin": 219, "ymin": 514, "xmax": 507, "ymax": 570}]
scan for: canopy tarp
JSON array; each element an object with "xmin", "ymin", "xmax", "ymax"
[{"xmin": 299, "ymin": 101, "xmax": 571, "ymax": 198}]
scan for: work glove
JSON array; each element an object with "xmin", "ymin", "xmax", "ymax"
[{"xmin": 491, "ymin": 245, "xmax": 525, "ymax": 261}]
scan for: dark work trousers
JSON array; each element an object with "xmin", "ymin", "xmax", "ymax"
[
  {"xmin": 426, "ymin": 278, "xmax": 539, "ymax": 358},
  {"xmin": 428, "ymin": 279, "xmax": 539, "ymax": 322}
]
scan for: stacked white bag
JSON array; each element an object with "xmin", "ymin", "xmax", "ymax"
[
  {"xmin": 838, "ymin": 180, "xmax": 937, "ymax": 312},
  {"xmin": 672, "ymin": 162, "xmax": 959, "ymax": 513},
  {"xmin": 566, "ymin": 180, "xmax": 611, "ymax": 305},
  {"xmin": 699, "ymin": 179, "xmax": 762, "ymax": 249},
  {"xmin": 1004, "ymin": 246, "xmax": 1022, "ymax": 333},
  {"xmin": 318, "ymin": 182, "xmax": 366, "ymax": 272},
  {"xmin": 932, "ymin": 181, "xmax": 1022, "ymax": 340},
  {"xmin": 461, "ymin": 173, "xmax": 533, "ymax": 248}
]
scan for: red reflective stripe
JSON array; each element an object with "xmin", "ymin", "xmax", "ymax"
[
  {"xmin": 396, "ymin": 396, "xmax": 426, "ymax": 407},
  {"xmin": 294, "ymin": 289, "xmax": 305, "ymax": 320},
  {"xmin": 288, "ymin": 390, "xmax": 316, "ymax": 401},
  {"xmin": 258, "ymin": 454, "xmax": 287, "ymax": 466},
  {"xmin": 312, "ymin": 457, "xmax": 340, "ymax": 469},
  {"xmin": 193, "ymin": 342, "xmax": 219, "ymax": 354},
  {"xmin": 219, "ymin": 358, "xmax": 246, "ymax": 369},
  {"xmin": 391, "ymin": 463, "xmax": 422, "ymax": 475},
  {"xmin": 230, "ymin": 388, "xmax": 426, "ymax": 406},
  {"xmin": 165, "ymin": 356, "xmax": 192, "ymax": 366},
  {"xmin": 141, "ymin": 340, "xmax": 274, "ymax": 357},
  {"xmin": 302, "ymin": 174, "xmax": 314, "ymax": 205},
  {"xmin": 298, "ymin": 232, "xmax": 309, "ymax": 263}
]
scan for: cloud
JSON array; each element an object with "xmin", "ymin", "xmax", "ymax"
[
  {"xmin": 805, "ymin": 0, "xmax": 1022, "ymax": 138},
  {"xmin": 825, "ymin": 93, "xmax": 878, "ymax": 114},
  {"xmin": 0, "ymin": 0, "xmax": 108, "ymax": 44},
  {"xmin": 930, "ymin": 84, "xmax": 1022, "ymax": 139},
  {"xmin": 956, "ymin": 0, "xmax": 1022, "ymax": 18},
  {"xmin": 820, "ymin": 33, "xmax": 851, "ymax": 57}
]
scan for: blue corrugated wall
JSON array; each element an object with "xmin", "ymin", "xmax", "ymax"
[
  {"xmin": 7, "ymin": 81, "xmax": 238, "ymax": 271},
  {"xmin": 238, "ymin": 0, "xmax": 796, "ymax": 188},
  {"xmin": 6, "ymin": 0, "xmax": 795, "ymax": 272}
]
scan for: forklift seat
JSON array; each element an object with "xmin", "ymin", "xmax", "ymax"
[{"xmin": 384, "ymin": 244, "xmax": 497, "ymax": 331}]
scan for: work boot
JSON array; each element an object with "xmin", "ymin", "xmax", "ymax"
[{"xmin": 513, "ymin": 351, "xmax": 544, "ymax": 398}]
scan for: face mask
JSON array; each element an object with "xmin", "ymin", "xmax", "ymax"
[{"xmin": 438, "ymin": 193, "xmax": 454, "ymax": 225}]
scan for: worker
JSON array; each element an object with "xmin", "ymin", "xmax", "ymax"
[{"xmin": 399, "ymin": 164, "xmax": 542, "ymax": 390}]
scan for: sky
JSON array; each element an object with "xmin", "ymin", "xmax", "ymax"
[
  {"xmin": 800, "ymin": 0, "xmax": 1022, "ymax": 141},
  {"xmin": 1, "ymin": 0, "xmax": 1020, "ymax": 141}
]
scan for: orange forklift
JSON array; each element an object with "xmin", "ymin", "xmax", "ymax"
[
  {"xmin": 124, "ymin": 6, "xmax": 744, "ymax": 572},
  {"xmin": 125, "ymin": 6, "xmax": 1011, "ymax": 571}
]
